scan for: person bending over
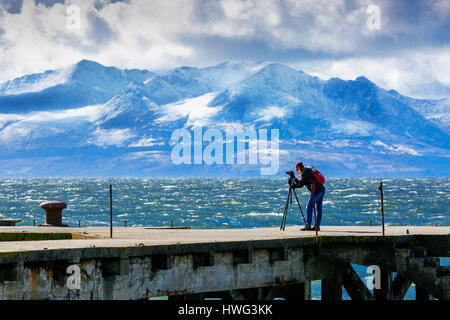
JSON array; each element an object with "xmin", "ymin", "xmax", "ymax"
[{"xmin": 289, "ymin": 162, "xmax": 326, "ymax": 231}]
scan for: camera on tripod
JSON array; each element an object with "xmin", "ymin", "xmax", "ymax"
[
  {"xmin": 286, "ymin": 170, "xmax": 295, "ymax": 179},
  {"xmin": 286, "ymin": 170, "xmax": 296, "ymax": 186},
  {"xmin": 280, "ymin": 170, "xmax": 306, "ymax": 231}
]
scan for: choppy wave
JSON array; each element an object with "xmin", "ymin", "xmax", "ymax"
[{"xmin": 0, "ymin": 178, "xmax": 448, "ymax": 228}]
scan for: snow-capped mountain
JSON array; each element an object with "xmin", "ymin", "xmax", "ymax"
[
  {"xmin": 0, "ymin": 60, "xmax": 448, "ymax": 177},
  {"xmin": 0, "ymin": 60, "xmax": 157, "ymax": 113}
]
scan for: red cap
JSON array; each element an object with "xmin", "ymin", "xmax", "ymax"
[{"xmin": 296, "ymin": 162, "xmax": 304, "ymax": 172}]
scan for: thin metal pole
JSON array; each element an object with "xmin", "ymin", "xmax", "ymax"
[
  {"xmin": 110, "ymin": 184, "xmax": 113, "ymax": 238},
  {"xmin": 379, "ymin": 182, "xmax": 385, "ymax": 236}
]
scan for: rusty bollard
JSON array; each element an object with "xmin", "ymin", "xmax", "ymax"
[{"xmin": 39, "ymin": 201, "xmax": 68, "ymax": 227}]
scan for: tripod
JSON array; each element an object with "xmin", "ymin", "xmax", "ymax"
[{"xmin": 280, "ymin": 185, "xmax": 306, "ymax": 231}]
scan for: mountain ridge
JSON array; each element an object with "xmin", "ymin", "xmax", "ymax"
[{"xmin": 0, "ymin": 60, "xmax": 448, "ymax": 177}]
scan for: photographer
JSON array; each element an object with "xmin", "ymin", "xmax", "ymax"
[{"xmin": 289, "ymin": 162, "xmax": 326, "ymax": 231}]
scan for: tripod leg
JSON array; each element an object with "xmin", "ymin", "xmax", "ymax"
[
  {"xmin": 280, "ymin": 187, "xmax": 291, "ymax": 231},
  {"xmin": 281, "ymin": 188, "xmax": 288, "ymax": 231},
  {"xmin": 283, "ymin": 187, "xmax": 292, "ymax": 231},
  {"xmin": 292, "ymin": 188, "xmax": 306, "ymax": 225},
  {"xmin": 290, "ymin": 187, "xmax": 293, "ymax": 206},
  {"xmin": 284, "ymin": 187, "xmax": 292, "ymax": 230}
]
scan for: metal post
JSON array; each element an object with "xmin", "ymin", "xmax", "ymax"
[
  {"xmin": 110, "ymin": 184, "xmax": 113, "ymax": 238},
  {"xmin": 378, "ymin": 182, "xmax": 385, "ymax": 236}
]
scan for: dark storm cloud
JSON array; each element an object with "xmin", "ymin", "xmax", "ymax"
[
  {"xmin": 44, "ymin": 9, "xmax": 118, "ymax": 54},
  {"xmin": 1, "ymin": 0, "xmax": 130, "ymax": 12},
  {"xmin": 0, "ymin": 0, "xmax": 64, "ymax": 12},
  {"xmin": 188, "ymin": 0, "xmax": 449, "ymax": 61},
  {"xmin": 1, "ymin": 0, "xmax": 449, "ymax": 99},
  {"xmin": 191, "ymin": 0, "xmax": 226, "ymax": 24},
  {"xmin": 85, "ymin": 11, "xmax": 117, "ymax": 47},
  {"xmin": 0, "ymin": 0, "xmax": 22, "ymax": 13},
  {"xmin": 177, "ymin": 2, "xmax": 383, "ymax": 66},
  {"xmin": 3, "ymin": 0, "xmax": 449, "ymax": 56},
  {"xmin": 178, "ymin": 34, "xmax": 349, "ymax": 68},
  {"xmin": 366, "ymin": 0, "xmax": 450, "ymax": 49},
  {"xmin": 34, "ymin": 0, "xmax": 64, "ymax": 7},
  {"xmin": 93, "ymin": 0, "xmax": 130, "ymax": 11}
]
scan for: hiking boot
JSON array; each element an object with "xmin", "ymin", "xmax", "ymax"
[
  {"xmin": 312, "ymin": 224, "xmax": 320, "ymax": 231},
  {"xmin": 301, "ymin": 224, "xmax": 312, "ymax": 231}
]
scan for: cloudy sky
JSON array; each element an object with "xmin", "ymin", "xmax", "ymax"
[{"xmin": 1, "ymin": 0, "xmax": 450, "ymax": 99}]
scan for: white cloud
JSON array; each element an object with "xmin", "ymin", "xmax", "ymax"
[
  {"xmin": 331, "ymin": 120, "xmax": 376, "ymax": 136},
  {"xmin": 220, "ymin": 0, "xmax": 280, "ymax": 27},
  {"xmin": 0, "ymin": 65, "xmax": 75, "ymax": 95},
  {"xmin": 4, "ymin": 166, "xmax": 33, "ymax": 175},
  {"xmin": 0, "ymin": 104, "xmax": 105, "ymax": 146},
  {"xmin": 372, "ymin": 140, "xmax": 421, "ymax": 156},
  {"xmin": 0, "ymin": 121, "xmax": 34, "ymax": 144},
  {"xmin": 123, "ymin": 150, "xmax": 167, "ymax": 161},
  {"xmin": 296, "ymin": 48, "xmax": 450, "ymax": 99},
  {"xmin": 0, "ymin": 0, "xmax": 449, "ymax": 100},
  {"xmin": 156, "ymin": 92, "xmax": 223, "ymax": 127},
  {"xmin": 0, "ymin": 103, "xmax": 105, "ymax": 138},
  {"xmin": 87, "ymin": 127, "xmax": 135, "ymax": 147},
  {"xmin": 0, "ymin": 0, "xmax": 196, "ymax": 82},
  {"xmin": 256, "ymin": 105, "xmax": 288, "ymax": 122},
  {"xmin": 129, "ymin": 136, "xmax": 164, "ymax": 147}
]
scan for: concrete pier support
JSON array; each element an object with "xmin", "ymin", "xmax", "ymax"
[
  {"xmin": 257, "ymin": 282, "xmax": 312, "ymax": 300},
  {"xmin": 373, "ymin": 269, "xmax": 393, "ymax": 300},
  {"xmin": 416, "ymin": 286, "xmax": 430, "ymax": 300},
  {"xmin": 322, "ymin": 263, "xmax": 343, "ymax": 300},
  {"xmin": 392, "ymin": 274, "xmax": 412, "ymax": 300},
  {"xmin": 0, "ymin": 226, "xmax": 448, "ymax": 300},
  {"xmin": 342, "ymin": 264, "xmax": 374, "ymax": 300},
  {"xmin": 168, "ymin": 282, "xmax": 313, "ymax": 301},
  {"xmin": 322, "ymin": 280, "xmax": 342, "ymax": 300},
  {"xmin": 287, "ymin": 281, "xmax": 311, "ymax": 300}
]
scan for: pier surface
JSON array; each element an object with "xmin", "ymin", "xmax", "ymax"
[
  {"xmin": 0, "ymin": 225, "xmax": 448, "ymax": 251},
  {"xmin": 0, "ymin": 225, "xmax": 448, "ymax": 300}
]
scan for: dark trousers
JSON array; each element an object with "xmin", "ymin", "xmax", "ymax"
[{"xmin": 306, "ymin": 190, "xmax": 325, "ymax": 226}]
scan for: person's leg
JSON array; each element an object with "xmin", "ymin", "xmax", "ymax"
[
  {"xmin": 315, "ymin": 191, "xmax": 325, "ymax": 226},
  {"xmin": 306, "ymin": 195, "xmax": 314, "ymax": 225}
]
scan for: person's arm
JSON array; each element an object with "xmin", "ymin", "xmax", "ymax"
[{"xmin": 291, "ymin": 177, "xmax": 304, "ymax": 189}]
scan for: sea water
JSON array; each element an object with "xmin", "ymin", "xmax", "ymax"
[{"xmin": 0, "ymin": 178, "xmax": 448, "ymax": 299}]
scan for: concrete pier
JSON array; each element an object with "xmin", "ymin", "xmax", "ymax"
[{"xmin": 0, "ymin": 225, "xmax": 448, "ymax": 300}]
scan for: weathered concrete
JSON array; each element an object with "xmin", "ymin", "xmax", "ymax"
[
  {"xmin": 342, "ymin": 262, "xmax": 374, "ymax": 300},
  {"xmin": 0, "ymin": 225, "xmax": 448, "ymax": 300},
  {"xmin": 0, "ymin": 220, "xmax": 22, "ymax": 227}
]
